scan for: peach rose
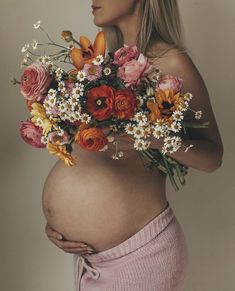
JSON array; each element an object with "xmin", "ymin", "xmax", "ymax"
[
  {"xmin": 117, "ymin": 54, "xmax": 153, "ymax": 87},
  {"xmin": 114, "ymin": 89, "xmax": 138, "ymax": 119},
  {"xmin": 20, "ymin": 62, "xmax": 52, "ymax": 102},
  {"xmin": 156, "ymin": 74, "xmax": 183, "ymax": 93},
  {"xmin": 19, "ymin": 119, "xmax": 45, "ymax": 148},
  {"xmin": 74, "ymin": 127, "xmax": 108, "ymax": 152}
]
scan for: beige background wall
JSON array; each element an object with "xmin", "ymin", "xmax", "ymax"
[{"xmin": 1, "ymin": 1, "xmax": 234, "ymax": 290}]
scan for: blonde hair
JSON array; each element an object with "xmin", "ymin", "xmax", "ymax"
[{"xmin": 97, "ymin": 0, "xmax": 190, "ymax": 59}]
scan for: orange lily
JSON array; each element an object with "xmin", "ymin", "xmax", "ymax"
[{"xmin": 71, "ymin": 31, "xmax": 106, "ymax": 70}]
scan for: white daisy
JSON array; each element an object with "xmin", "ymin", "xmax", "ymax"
[
  {"xmin": 80, "ymin": 113, "xmax": 91, "ymax": 124},
  {"xmin": 57, "ymin": 81, "xmax": 66, "ymax": 93},
  {"xmin": 178, "ymin": 101, "xmax": 189, "ymax": 112},
  {"xmin": 36, "ymin": 55, "xmax": 53, "ymax": 66},
  {"xmin": 77, "ymin": 70, "xmax": 86, "ymax": 81},
  {"xmin": 47, "ymin": 89, "xmax": 57, "ymax": 98},
  {"xmin": 133, "ymin": 112, "xmax": 148, "ymax": 126},
  {"xmin": 33, "ymin": 20, "xmax": 41, "ymax": 29},
  {"xmin": 31, "ymin": 40, "xmax": 38, "ymax": 50},
  {"xmin": 133, "ymin": 126, "xmax": 145, "ymax": 139},
  {"xmin": 184, "ymin": 92, "xmax": 193, "ymax": 102},
  {"xmin": 170, "ymin": 121, "xmax": 182, "ymax": 133},
  {"xmin": 103, "ymin": 67, "xmax": 112, "ymax": 76},
  {"xmin": 195, "ymin": 110, "xmax": 202, "ymax": 119},
  {"xmin": 41, "ymin": 135, "xmax": 49, "ymax": 144},
  {"xmin": 125, "ymin": 123, "xmax": 135, "ymax": 135},
  {"xmin": 134, "ymin": 139, "xmax": 151, "ymax": 151},
  {"xmin": 72, "ymin": 85, "xmax": 84, "ymax": 97},
  {"xmin": 58, "ymin": 102, "xmax": 68, "ymax": 113},
  {"xmin": 152, "ymin": 125, "xmax": 164, "ymax": 139},
  {"xmin": 21, "ymin": 43, "xmax": 30, "ymax": 53},
  {"xmin": 92, "ymin": 54, "xmax": 104, "ymax": 65},
  {"xmin": 172, "ymin": 110, "xmax": 184, "ymax": 122}
]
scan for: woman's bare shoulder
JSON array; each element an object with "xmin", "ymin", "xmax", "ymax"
[{"xmin": 148, "ymin": 42, "xmax": 193, "ymax": 75}]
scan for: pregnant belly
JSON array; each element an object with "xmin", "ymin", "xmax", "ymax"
[{"xmin": 42, "ymin": 149, "xmax": 167, "ymax": 252}]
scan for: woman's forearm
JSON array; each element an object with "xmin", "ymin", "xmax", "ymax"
[{"xmin": 149, "ymin": 136, "xmax": 223, "ymax": 173}]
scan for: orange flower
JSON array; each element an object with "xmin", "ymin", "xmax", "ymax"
[
  {"xmin": 86, "ymin": 84, "xmax": 115, "ymax": 121},
  {"xmin": 74, "ymin": 127, "xmax": 108, "ymax": 152},
  {"xmin": 147, "ymin": 89, "xmax": 184, "ymax": 124},
  {"xmin": 114, "ymin": 89, "xmax": 138, "ymax": 119},
  {"xmin": 71, "ymin": 31, "xmax": 106, "ymax": 70},
  {"xmin": 47, "ymin": 142, "xmax": 76, "ymax": 166}
]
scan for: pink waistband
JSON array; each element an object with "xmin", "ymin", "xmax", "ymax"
[{"xmin": 83, "ymin": 200, "xmax": 174, "ymax": 264}]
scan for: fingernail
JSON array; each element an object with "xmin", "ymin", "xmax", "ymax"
[
  {"xmin": 58, "ymin": 235, "xmax": 63, "ymax": 240},
  {"xmin": 87, "ymin": 247, "xmax": 94, "ymax": 251}
]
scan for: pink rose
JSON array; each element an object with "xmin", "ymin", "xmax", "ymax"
[
  {"xmin": 20, "ymin": 62, "xmax": 52, "ymax": 102},
  {"xmin": 48, "ymin": 131, "xmax": 70, "ymax": 144},
  {"xmin": 113, "ymin": 44, "xmax": 139, "ymax": 66},
  {"xmin": 19, "ymin": 119, "xmax": 45, "ymax": 148},
  {"xmin": 156, "ymin": 74, "xmax": 183, "ymax": 93},
  {"xmin": 117, "ymin": 54, "xmax": 153, "ymax": 87}
]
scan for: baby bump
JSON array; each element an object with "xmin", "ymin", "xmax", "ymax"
[{"xmin": 42, "ymin": 156, "xmax": 167, "ymax": 252}]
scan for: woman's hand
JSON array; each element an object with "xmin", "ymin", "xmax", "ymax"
[{"xmin": 45, "ymin": 223, "xmax": 96, "ymax": 255}]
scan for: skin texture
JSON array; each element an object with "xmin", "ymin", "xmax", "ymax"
[{"xmin": 44, "ymin": 0, "xmax": 223, "ymax": 254}]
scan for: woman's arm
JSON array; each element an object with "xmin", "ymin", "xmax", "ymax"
[{"xmin": 149, "ymin": 50, "xmax": 224, "ymax": 172}]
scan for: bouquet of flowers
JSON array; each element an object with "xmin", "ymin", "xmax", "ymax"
[{"xmin": 12, "ymin": 20, "xmax": 209, "ymax": 191}]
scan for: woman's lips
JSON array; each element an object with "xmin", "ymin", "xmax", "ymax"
[{"xmin": 92, "ymin": 7, "xmax": 101, "ymax": 14}]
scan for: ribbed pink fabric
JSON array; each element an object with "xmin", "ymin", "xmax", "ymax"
[{"xmin": 73, "ymin": 201, "xmax": 188, "ymax": 291}]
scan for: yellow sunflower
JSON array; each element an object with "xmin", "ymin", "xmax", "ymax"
[{"xmin": 147, "ymin": 89, "xmax": 184, "ymax": 124}]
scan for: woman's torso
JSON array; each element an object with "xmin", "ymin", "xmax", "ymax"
[{"xmin": 42, "ymin": 43, "xmax": 177, "ymax": 252}]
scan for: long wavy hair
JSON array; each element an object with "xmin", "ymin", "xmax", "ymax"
[{"xmin": 97, "ymin": 0, "xmax": 190, "ymax": 59}]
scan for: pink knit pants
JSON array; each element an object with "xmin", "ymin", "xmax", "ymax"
[{"xmin": 73, "ymin": 201, "xmax": 188, "ymax": 291}]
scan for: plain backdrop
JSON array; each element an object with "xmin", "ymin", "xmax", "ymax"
[{"xmin": 1, "ymin": 1, "xmax": 235, "ymax": 290}]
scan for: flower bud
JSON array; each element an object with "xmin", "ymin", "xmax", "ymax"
[{"xmin": 61, "ymin": 31, "xmax": 73, "ymax": 42}]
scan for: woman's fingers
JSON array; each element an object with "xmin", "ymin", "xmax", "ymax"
[
  {"xmin": 45, "ymin": 223, "xmax": 63, "ymax": 240},
  {"xmin": 49, "ymin": 237, "xmax": 95, "ymax": 254}
]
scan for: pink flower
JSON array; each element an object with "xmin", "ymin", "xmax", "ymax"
[
  {"xmin": 20, "ymin": 62, "xmax": 52, "ymax": 102},
  {"xmin": 156, "ymin": 74, "xmax": 183, "ymax": 93},
  {"xmin": 113, "ymin": 44, "xmax": 139, "ymax": 66},
  {"xmin": 19, "ymin": 119, "xmax": 45, "ymax": 148},
  {"xmin": 83, "ymin": 64, "xmax": 102, "ymax": 81},
  {"xmin": 117, "ymin": 54, "xmax": 153, "ymax": 87},
  {"xmin": 48, "ymin": 131, "xmax": 70, "ymax": 144}
]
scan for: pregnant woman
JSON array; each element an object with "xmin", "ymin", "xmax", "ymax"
[{"xmin": 43, "ymin": 0, "xmax": 224, "ymax": 290}]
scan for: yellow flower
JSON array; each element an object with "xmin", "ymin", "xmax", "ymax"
[
  {"xmin": 30, "ymin": 102, "xmax": 54, "ymax": 135},
  {"xmin": 30, "ymin": 102, "xmax": 47, "ymax": 119},
  {"xmin": 147, "ymin": 89, "xmax": 184, "ymax": 125},
  {"xmin": 46, "ymin": 142, "xmax": 76, "ymax": 166}
]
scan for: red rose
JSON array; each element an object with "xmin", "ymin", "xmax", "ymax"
[
  {"xmin": 114, "ymin": 89, "xmax": 138, "ymax": 119},
  {"xmin": 86, "ymin": 84, "xmax": 115, "ymax": 121}
]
